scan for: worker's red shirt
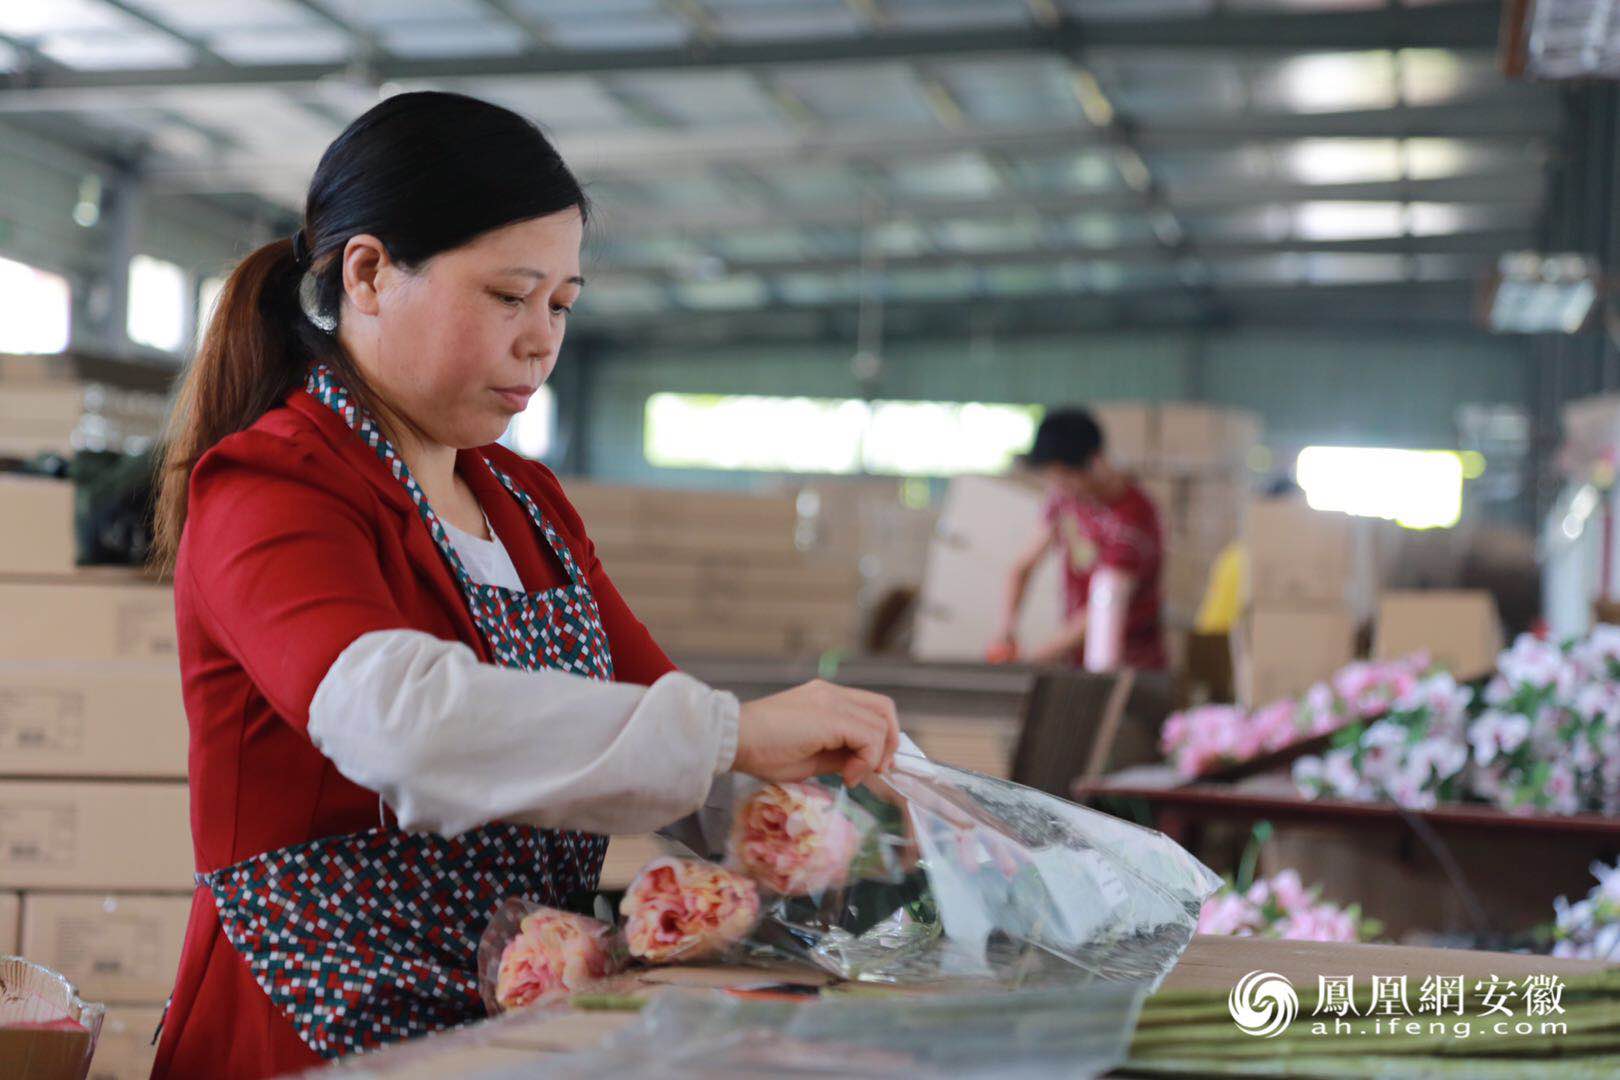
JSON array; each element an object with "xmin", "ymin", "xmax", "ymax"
[{"xmin": 1043, "ymin": 481, "xmax": 1167, "ymax": 670}]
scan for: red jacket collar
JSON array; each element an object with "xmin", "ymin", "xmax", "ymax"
[{"xmin": 284, "ymin": 387, "xmax": 560, "ymax": 597}]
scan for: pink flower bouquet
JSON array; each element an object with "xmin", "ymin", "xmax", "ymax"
[
  {"xmin": 1161, "ymin": 654, "xmax": 1431, "ymax": 780},
  {"xmin": 1293, "ymin": 627, "xmax": 1620, "ymax": 816},
  {"xmin": 620, "ymin": 856, "xmax": 761, "ymax": 963},
  {"xmin": 1196, "ymin": 869, "xmax": 1375, "ymax": 944},
  {"xmin": 1551, "ymin": 858, "xmax": 1620, "ymax": 960},
  {"xmin": 729, "ymin": 782, "xmax": 866, "ymax": 896},
  {"xmin": 476, "ymin": 900, "xmax": 624, "ymax": 1014}
]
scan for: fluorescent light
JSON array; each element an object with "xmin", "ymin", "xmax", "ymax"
[
  {"xmin": 1485, "ymin": 251, "xmax": 1601, "ymax": 334},
  {"xmin": 1522, "ymin": 0, "xmax": 1620, "ymax": 79}
]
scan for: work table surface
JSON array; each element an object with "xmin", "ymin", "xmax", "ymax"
[{"xmin": 295, "ymin": 936, "xmax": 1605, "ymax": 1078}]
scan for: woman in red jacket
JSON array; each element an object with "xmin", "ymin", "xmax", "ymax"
[{"xmin": 148, "ymin": 91, "xmax": 899, "ymax": 1079}]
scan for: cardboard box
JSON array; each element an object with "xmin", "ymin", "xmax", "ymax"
[
  {"xmin": 1093, "ymin": 403, "xmax": 1156, "ymax": 468},
  {"xmin": 0, "ymin": 353, "xmax": 77, "ymax": 384},
  {"xmin": 602, "ymin": 559, "xmax": 860, "ymax": 605},
  {"xmin": 0, "ymin": 781, "xmax": 191, "ymax": 890},
  {"xmin": 913, "ymin": 545, "xmax": 1066, "ymax": 662},
  {"xmin": 905, "ymin": 717, "xmax": 1017, "ymax": 779},
  {"xmin": 1374, "ymin": 590, "xmax": 1504, "ymax": 680},
  {"xmin": 0, "ymin": 477, "xmax": 75, "ymax": 576},
  {"xmin": 20, "ymin": 893, "xmax": 189, "ymax": 1002},
  {"xmin": 1155, "ymin": 404, "xmax": 1223, "ymax": 471},
  {"xmin": 0, "ymin": 663, "xmax": 186, "ymax": 779},
  {"xmin": 1243, "ymin": 499, "xmax": 1354, "ymax": 606},
  {"xmin": 1162, "ymin": 545, "xmax": 1217, "ymax": 617},
  {"xmin": 564, "ymin": 483, "xmax": 799, "ymax": 534},
  {"xmin": 912, "ymin": 476, "xmax": 1065, "ymax": 661},
  {"xmin": 1233, "ymin": 605, "xmax": 1356, "ymax": 707},
  {"xmin": 0, "ymin": 890, "xmax": 17, "ymax": 953},
  {"xmin": 1226, "ymin": 412, "xmax": 1261, "ymax": 461},
  {"xmin": 630, "ymin": 594, "xmax": 856, "ymax": 634},
  {"xmin": 87, "ymin": 1005, "xmax": 165, "ymax": 1080},
  {"xmin": 600, "ymin": 834, "xmax": 661, "ymax": 890},
  {"xmin": 0, "ymin": 1019, "xmax": 94, "ymax": 1080},
  {"xmin": 0, "ymin": 383, "xmax": 84, "ymax": 457},
  {"xmin": 1156, "ymin": 404, "xmax": 1259, "ymax": 472},
  {"xmin": 589, "ymin": 523, "xmax": 805, "ymax": 561},
  {"xmin": 0, "ymin": 385, "xmax": 85, "ymax": 426},
  {"xmin": 654, "ymin": 624, "xmax": 798, "ymax": 657},
  {"xmin": 1138, "ymin": 476, "xmax": 1176, "ymax": 519},
  {"xmin": 0, "ymin": 578, "xmax": 176, "ymax": 662}
]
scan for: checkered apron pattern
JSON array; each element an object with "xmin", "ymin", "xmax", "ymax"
[{"xmin": 196, "ymin": 363, "xmax": 615, "ymax": 1059}]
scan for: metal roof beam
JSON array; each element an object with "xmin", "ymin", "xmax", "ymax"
[
  {"xmin": 139, "ymin": 115, "xmax": 1550, "ymax": 201},
  {"xmin": 577, "ymin": 279, "xmax": 1486, "ymax": 337},
  {"xmin": 595, "ymin": 174, "xmax": 1542, "ymax": 231},
  {"xmin": 146, "ymin": 160, "xmax": 1542, "ymax": 223},
  {"xmin": 603, "ymin": 228, "xmax": 1524, "ymax": 279},
  {"xmin": 0, "ymin": 3, "xmax": 1501, "ymax": 104}
]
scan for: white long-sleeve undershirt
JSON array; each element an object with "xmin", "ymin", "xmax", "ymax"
[{"xmin": 305, "ymin": 519, "xmax": 739, "ymax": 839}]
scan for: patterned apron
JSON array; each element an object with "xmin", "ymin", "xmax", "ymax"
[{"xmin": 194, "ymin": 363, "xmax": 615, "ymax": 1059}]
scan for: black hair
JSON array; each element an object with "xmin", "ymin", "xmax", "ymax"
[
  {"xmin": 300, "ymin": 90, "xmax": 590, "ymax": 331},
  {"xmin": 1023, "ymin": 407, "xmax": 1105, "ymax": 469}
]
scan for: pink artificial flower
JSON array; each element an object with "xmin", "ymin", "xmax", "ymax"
[
  {"xmin": 1276, "ymin": 903, "xmax": 1360, "ymax": 943},
  {"xmin": 1299, "ymin": 682, "xmax": 1342, "ymax": 734},
  {"xmin": 1267, "ymin": 869, "xmax": 1313, "ymax": 916},
  {"xmin": 1250, "ymin": 700, "xmax": 1300, "ymax": 754},
  {"xmin": 1197, "ymin": 892, "xmax": 1259, "ymax": 936},
  {"xmin": 1545, "ymin": 762, "xmax": 1581, "ymax": 816},
  {"xmin": 620, "ymin": 857, "xmax": 761, "ymax": 963},
  {"xmin": 494, "ymin": 908, "xmax": 620, "ymax": 1010},
  {"xmin": 1333, "ymin": 655, "xmax": 1425, "ymax": 718},
  {"xmin": 730, "ymin": 782, "xmax": 864, "ymax": 896},
  {"xmin": 1159, "ymin": 712, "xmax": 1188, "ymax": 754},
  {"xmin": 1164, "ymin": 704, "xmax": 1253, "ymax": 778}
]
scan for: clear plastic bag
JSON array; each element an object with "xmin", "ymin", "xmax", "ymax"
[
  {"xmin": 691, "ymin": 753, "xmax": 1221, "ymax": 988},
  {"xmin": 479, "ymin": 984, "xmax": 1151, "ymax": 1080},
  {"xmin": 476, "ymin": 900, "xmax": 626, "ymax": 1015}
]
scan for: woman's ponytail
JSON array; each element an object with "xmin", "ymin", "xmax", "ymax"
[{"xmin": 152, "ymin": 237, "xmax": 311, "ymax": 574}]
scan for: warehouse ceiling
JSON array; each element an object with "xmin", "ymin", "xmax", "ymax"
[{"xmin": 0, "ymin": 0, "xmax": 1559, "ymax": 346}]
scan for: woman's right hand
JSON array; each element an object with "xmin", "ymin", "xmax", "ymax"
[{"xmin": 734, "ymin": 679, "xmax": 900, "ymax": 787}]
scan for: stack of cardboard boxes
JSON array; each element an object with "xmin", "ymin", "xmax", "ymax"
[
  {"xmin": 0, "ymin": 353, "xmax": 167, "ymax": 457},
  {"xmin": 563, "ymin": 482, "xmax": 865, "ymax": 658},
  {"xmin": 797, "ymin": 478, "xmax": 941, "ymax": 618},
  {"xmin": 1233, "ymin": 498, "xmax": 1358, "ymax": 706},
  {"xmin": 0, "ymin": 473, "xmax": 189, "ymax": 1080},
  {"xmin": 1094, "ymin": 402, "xmax": 1260, "ymax": 638}
]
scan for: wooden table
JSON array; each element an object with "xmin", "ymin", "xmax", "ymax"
[
  {"xmin": 1075, "ymin": 775, "xmax": 1620, "ymax": 842},
  {"xmin": 1075, "ymin": 773, "xmax": 1620, "ymax": 940},
  {"xmin": 296, "ymin": 937, "xmax": 1606, "ymax": 1078}
]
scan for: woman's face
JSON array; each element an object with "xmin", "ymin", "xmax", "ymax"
[{"xmin": 339, "ymin": 208, "xmax": 584, "ymax": 450}]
